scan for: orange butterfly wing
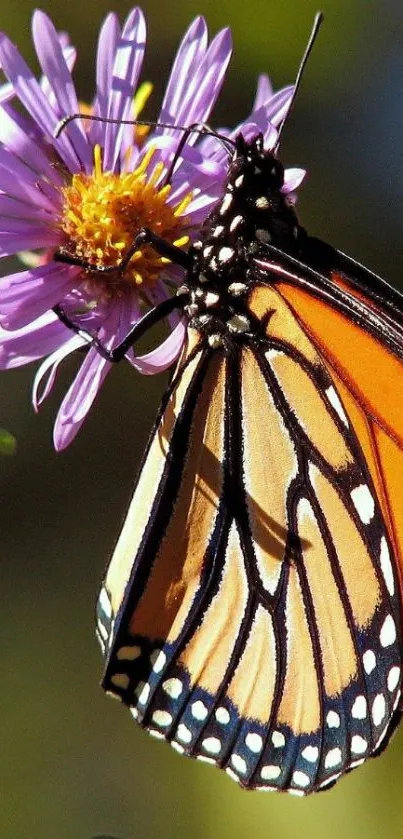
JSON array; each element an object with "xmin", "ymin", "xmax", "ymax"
[
  {"xmin": 275, "ymin": 275, "xmax": 403, "ymax": 590},
  {"xmin": 97, "ymin": 277, "xmax": 403, "ymax": 795}
]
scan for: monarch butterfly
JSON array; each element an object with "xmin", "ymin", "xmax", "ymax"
[{"xmin": 90, "ymin": 26, "xmax": 403, "ymax": 795}]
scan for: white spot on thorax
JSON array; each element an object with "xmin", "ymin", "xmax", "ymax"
[
  {"xmin": 255, "ymin": 196, "xmax": 270, "ymax": 210},
  {"xmin": 203, "ymin": 245, "xmax": 213, "ymax": 257},
  {"xmin": 230, "ymin": 214, "xmax": 243, "ymax": 232},
  {"xmin": 218, "ymin": 246, "xmax": 235, "ymax": 263},
  {"xmin": 208, "ymin": 334, "xmax": 224, "ymax": 349},
  {"xmin": 227, "ymin": 313, "xmax": 250, "ymax": 333},
  {"xmin": 235, "ymin": 175, "xmax": 244, "ymax": 188},
  {"xmin": 203, "ymin": 290, "xmax": 220, "ymax": 308},
  {"xmin": 219, "ymin": 193, "xmax": 233, "ymax": 215},
  {"xmin": 213, "ymin": 225, "xmax": 225, "ymax": 237},
  {"xmin": 228, "ymin": 281, "xmax": 247, "ymax": 296}
]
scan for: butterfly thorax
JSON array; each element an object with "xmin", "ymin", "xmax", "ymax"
[{"xmin": 180, "ymin": 133, "xmax": 305, "ymax": 346}]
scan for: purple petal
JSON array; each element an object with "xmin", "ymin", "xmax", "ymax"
[
  {"xmin": 131, "ymin": 319, "xmax": 186, "ymax": 373},
  {"xmin": 0, "ymin": 194, "xmax": 56, "ymax": 221},
  {"xmin": 103, "ymin": 8, "xmax": 147, "ymax": 172},
  {"xmin": 0, "ymin": 262, "xmax": 76, "ymax": 329},
  {"xmin": 262, "ymin": 86, "xmax": 294, "ymax": 127},
  {"xmin": 0, "ymin": 230, "xmax": 62, "ymax": 257},
  {"xmin": 252, "ymin": 74, "xmax": 273, "ymax": 110},
  {"xmin": 91, "ymin": 12, "xmax": 120, "ymax": 146},
  {"xmin": 40, "ymin": 44, "xmax": 77, "ymax": 109},
  {"xmin": 0, "ymin": 33, "xmax": 80, "ymax": 172},
  {"xmin": 157, "ymin": 16, "xmax": 208, "ymax": 129},
  {"xmin": 0, "ymin": 80, "xmax": 15, "ymax": 102},
  {"xmin": 283, "ymin": 167, "xmax": 306, "ymax": 193},
  {"xmin": 0, "ymin": 144, "xmax": 58, "ymax": 212},
  {"xmin": 96, "ymin": 13, "xmax": 121, "ymax": 109},
  {"xmin": 33, "ymin": 332, "xmax": 85, "ymax": 407},
  {"xmin": 53, "ymin": 296, "xmax": 137, "ymax": 449},
  {"xmin": 56, "ymin": 31, "xmax": 71, "ymax": 50},
  {"xmin": 32, "ymin": 11, "xmax": 91, "ymax": 172},
  {"xmin": 0, "ymin": 309, "xmax": 70, "ymax": 368},
  {"xmin": 0, "ymin": 103, "xmax": 62, "ymax": 181},
  {"xmin": 169, "ymin": 27, "xmax": 232, "ymax": 134},
  {"xmin": 53, "ymin": 347, "xmax": 111, "ymax": 450}
]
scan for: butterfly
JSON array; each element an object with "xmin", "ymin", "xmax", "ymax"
[{"xmin": 92, "ymin": 119, "xmax": 403, "ymax": 796}]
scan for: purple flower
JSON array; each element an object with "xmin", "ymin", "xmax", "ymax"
[{"xmin": 0, "ymin": 8, "xmax": 304, "ymax": 449}]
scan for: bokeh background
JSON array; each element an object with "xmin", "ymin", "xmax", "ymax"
[{"xmin": 1, "ymin": 1, "xmax": 403, "ymax": 837}]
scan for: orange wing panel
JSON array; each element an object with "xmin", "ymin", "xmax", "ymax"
[{"xmin": 276, "ymin": 281, "xmax": 403, "ymax": 450}]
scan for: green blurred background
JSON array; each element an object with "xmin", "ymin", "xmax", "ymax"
[{"xmin": 1, "ymin": 1, "xmax": 403, "ymax": 837}]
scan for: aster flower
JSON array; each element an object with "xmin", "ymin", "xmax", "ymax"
[{"xmin": 0, "ymin": 8, "xmax": 304, "ymax": 449}]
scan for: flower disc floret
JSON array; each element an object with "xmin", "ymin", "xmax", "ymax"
[{"xmin": 61, "ymin": 146, "xmax": 192, "ymax": 296}]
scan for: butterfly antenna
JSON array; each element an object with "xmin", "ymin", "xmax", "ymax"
[{"xmin": 275, "ymin": 11, "xmax": 324, "ymax": 150}]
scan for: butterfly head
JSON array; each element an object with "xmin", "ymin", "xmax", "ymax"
[{"xmin": 228, "ymin": 133, "xmax": 285, "ymax": 195}]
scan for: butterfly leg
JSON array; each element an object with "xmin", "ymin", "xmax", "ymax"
[
  {"xmin": 53, "ymin": 227, "xmax": 191, "ymax": 361},
  {"xmin": 54, "ymin": 226, "xmax": 191, "ymax": 273}
]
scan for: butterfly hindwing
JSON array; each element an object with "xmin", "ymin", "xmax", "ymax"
[{"xmin": 97, "ymin": 279, "xmax": 402, "ymax": 793}]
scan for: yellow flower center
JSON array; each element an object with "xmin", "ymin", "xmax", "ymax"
[{"xmin": 60, "ymin": 143, "xmax": 192, "ymax": 298}]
